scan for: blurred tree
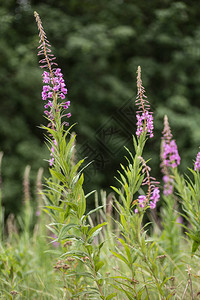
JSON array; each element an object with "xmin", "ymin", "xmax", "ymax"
[
  {"xmin": 0, "ymin": 1, "xmax": 48, "ymax": 214},
  {"xmin": 1, "ymin": 0, "xmax": 200, "ymax": 214}
]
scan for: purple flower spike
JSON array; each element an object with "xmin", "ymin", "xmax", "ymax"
[
  {"xmin": 41, "ymin": 67, "xmax": 72, "ymax": 142},
  {"xmin": 162, "ymin": 140, "xmax": 180, "ymax": 169},
  {"xmin": 161, "ymin": 116, "xmax": 180, "ymax": 169},
  {"xmin": 135, "ymin": 66, "xmax": 154, "ymax": 138},
  {"xmin": 136, "ymin": 111, "xmax": 154, "ymax": 138},
  {"xmin": 35, "ymin": 12, "xmax": 72, "ymax": 167},
  {"xmin": 161, "ymin": 115, "xmax": 180, "ymax": 196},
  {"xmin": 134, "ymin": 156, "xmax": 160, "ymax": 213}
]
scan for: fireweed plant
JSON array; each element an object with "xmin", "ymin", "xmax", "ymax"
[
  {"xmin": 34, "ymin": 11, "xmax": 110, "ymax": 299},
  {"xmin": 3, "ymin": 11, "xmax": 195, "ymax": 299},
  {"xmin": 109, "ymin": 68, "xmax": 175, "ymax": 299},
  {"xmin": 159, "ymin": 116, "xmax": 182, "ymax": 274}
]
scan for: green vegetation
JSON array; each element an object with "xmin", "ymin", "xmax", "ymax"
[
  {"xmin": 1, "ymin": 4, "xmax": 200, "ymax": 299},
  {"xmin": 1, "ymin": 1, "xmax": 200, "ymax": 214}
]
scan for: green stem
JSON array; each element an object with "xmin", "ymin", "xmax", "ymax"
[
  {"xmin": 80, "ymin": 222, "xmax": 105, "ymax": 299},
  {"xmin": 136, "ymin": 217, "xmax": 165, "ymax": 300}
]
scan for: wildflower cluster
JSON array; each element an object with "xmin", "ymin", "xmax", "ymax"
[
  {"xmin": 162, "ymin": 140, "xmax": 180, "ymax": 168},
  {"xmin": 42, "ymin": 69, "xmax": 70, "ymax": 119},
  {"xmin": 34, "ymin": 11, "xmax": 71, "ymax": 165},
  {"xmin": 135, "ymin": 66, "xmax": 154, "ymax": 138},
  {"xmin": 135, "ymin": 187, "xmax": 160, "ymax": 212},
  {"xmin": 34, "ymin": 11, "xmax": 71, "ymax": 123},
  {"xmin": 3, "ymin": 11, "xmax": 200, "ymax": 300},
  {"xmin": 135, "ymin": 157, "xmax": 160, "ymax": 213},
  {"xmin": 150, "ymin": 187, "xmax": 160, "ymax": 209},
  {"xmin": 161, "ymin": 115, "xmax": 180, "ymax": 195}
]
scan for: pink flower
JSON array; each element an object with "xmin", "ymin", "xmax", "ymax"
[
  {"xmin": 49, "ymin": 140, "xmax": 58, "ymax": 167},
  {"xmin": 54, "ymin": 68, "xmax": 62, "ymax": 76},
  {"xmin": 62, "ymin": 101, "xmax": 70, "ymax": 110},
  {"xmin": 43, "ymin": 85, "xmax": 51, "ymax": 92},
  {"xmin": 61, "ymin": 87, "xmax": 67, "ymax": 94},
  {"xmin": 43, "ymin": 71, "xmax": 50, "ymax": 83},
  {"xmin": 51, "ymin": 234, "xmax": 60, "ymax": 247},
  {"xmin": 44, "ymin": 110, "xmax": 50, "ymax": 116},
  {"xmin": 194, "ymin": 152, "xmax": 200, "ymax": 171},
  {"xmin": 53, "ymin": 85, "xmax": 59, "ymax": 91},
  {"xmin": 163, "ymin": 175, "xmax": 169, "ymax": 183},
  {"xmin": 163, "ymin": 183, "xmax": 173, "ymax": 196},
  {"xmin": 149, "ymin": 187, "xmax": 160, "ymax": 210},
  {"xmin": 42, "ymin": 91, "xmax": 47, "ymax": 100},
  {"xmin": 36, "ymin": 210, "xmax": 41, "ymax": 216},
  {"xmin": 44, "ymin": 101, "xmax": 53, "ymax": 109},
  {"xmin": 150, "ymin": 202, "xmax": 156, "ymax": 209},
  {"xmin": 150, "ymin": 187, "xmax": 160, "ymax": 203},
  {"xmin": 48, "ymin": 92, "xmax": 53, "ymax": 98},
  {"xmin": 49, "ymin": 157, "xmax": 54, "ymax": 166},
  {"xmin": 138, "ymin": 195, "xmax": 146, "ymax": 208},
  {"xmin": 60, "ymin": 93, "xmax": 65, "ymax": 100},
  {"xmin": 176, "ymin": 216, "xmax": 183, "ymax": 224}
]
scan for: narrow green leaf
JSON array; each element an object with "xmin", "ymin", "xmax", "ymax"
[
  {"xmin": 95, "ymin": 261, "xmax": 104, "ymax": 272},
  {"xmin": 87, "ymin": 222, "xmax": 107, "ymax": 240},
  {"xmin": 110, "ymin": 250, "xmax": 129, "ymax": 266},
  {"xmin": 192, "ymin": 240, "xmax": 200, "ymax": 255},
  {"xmin": 105, "ymin": 293, "xmax": 117, "ymax": 300},
  {"xmin": 50, "ymin": 169, "xmax": 67, "ymax": 184},
  {"xmin": 45, "ymin": 205, "xmax": 63, "ymax": 212},
  {"xmin": 118, "ymin": 237, "xmax": 133, "ymax": 264},
  {"xmin": 58, "ymin": 224, "xmax": 80, "ymax": 240}
]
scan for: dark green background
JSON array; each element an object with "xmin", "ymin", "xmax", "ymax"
[{"xmin": 1, "ymin": 0, "xmax": 200, "ymax": 215}]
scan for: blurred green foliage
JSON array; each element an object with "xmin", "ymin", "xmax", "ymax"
[{"xmin": 1, "ymin": 0, "xmax": 200, "ymax": 215}]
